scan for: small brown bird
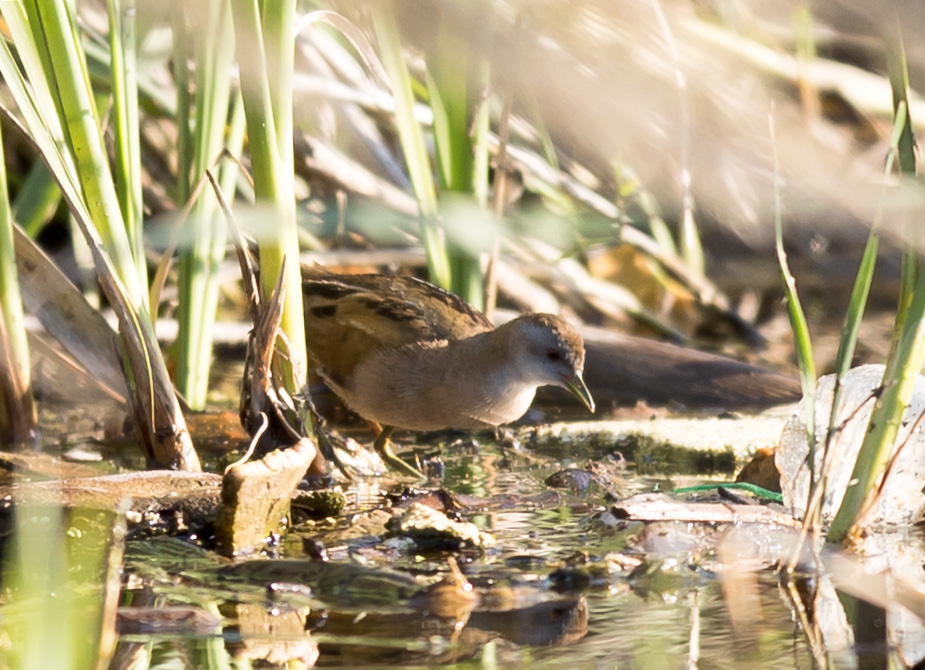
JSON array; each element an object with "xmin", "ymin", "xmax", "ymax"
[{"xmin": 302, "ymin": 267, "xmax": 595, "ymax": 476}]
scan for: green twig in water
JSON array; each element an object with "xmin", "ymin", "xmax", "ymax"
[{"xmin": 673, "ymin": 483, "xmax": 783, "ymax": 504}]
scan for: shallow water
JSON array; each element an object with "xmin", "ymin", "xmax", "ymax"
[
  {"xmin": 118, "ymin": 575, "xmax": 813, "ymax": 669},
  {"xmin": 1, "ymin": 389, "xmax": 915, "ymax": 669},
  {"xmin": 110, "ymin": 442, "xmax": 832, "ymax": 669}
]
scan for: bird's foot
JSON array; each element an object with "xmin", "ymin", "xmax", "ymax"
[
  {"xmin": 377, "ymin": 447, "xmax": 427, "ymax": 479},
  {"xmin": 316, "ymin": 428, "xmax": 360, "ymax": 481},
  {"xmin": 302, "ymin": 398, "xmax": 358, "ymax": 480},
  {"xmin": 374, "ymin": 427, "xmax": 427, "ymax": 480}
]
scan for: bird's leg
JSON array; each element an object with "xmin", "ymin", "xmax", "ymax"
[
  {"xmin": 300, "ymin": 391, "xmax": 356, "ymax": 480},
  {"xmin": 372, "ymin": 424, "xmax": 427, "ymax": 479},
  {"xmin": 316, "ymin": 424, "xmax": 359, "ymax": 481}
]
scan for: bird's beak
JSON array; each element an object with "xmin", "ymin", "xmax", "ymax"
[{"xmin": 562, "ymin": 373, "xmax": 595, "ymax": 414}]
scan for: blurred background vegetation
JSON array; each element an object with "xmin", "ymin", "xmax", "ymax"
[
  {"xmin": 4, "ymin": 1, "xmax": 925, "ymax": 667},
  {"xmin": 3, "ymin": 0, "xmax": 922, "ymax": 428},
  {"xmin": 0, "ymin": 0, "xmax": 922, "ymax": 504}
]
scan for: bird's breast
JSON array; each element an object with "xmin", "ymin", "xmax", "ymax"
[{"xmin": 337, "ymin": 343, "xmax": 537, "ymax": 431}]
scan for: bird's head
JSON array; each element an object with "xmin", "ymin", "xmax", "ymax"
[{"xmin": 507, "ymin": 314, "xmax": 595, "ymax": 413}]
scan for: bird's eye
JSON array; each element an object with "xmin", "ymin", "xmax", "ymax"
[{"xmin": 546, "ymin": 348, "xmax": 561, "ymax": 360}]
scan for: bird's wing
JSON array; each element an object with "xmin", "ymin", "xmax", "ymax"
[
  {"xmin": 355, "ymin": 274, "xmax": 493, "ymax": 339},
  {"xmin": 301, "ymin": 268, "xmax": 491, "ymax": 385}
]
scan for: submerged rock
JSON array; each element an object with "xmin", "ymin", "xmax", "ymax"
[
  {"xmin": 777, "ymin": 364, "xmax": 925, "ymax": 527},
  {"xmin": 386, "ymin": 502, "xmax": 495, "ymax": 551}
]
